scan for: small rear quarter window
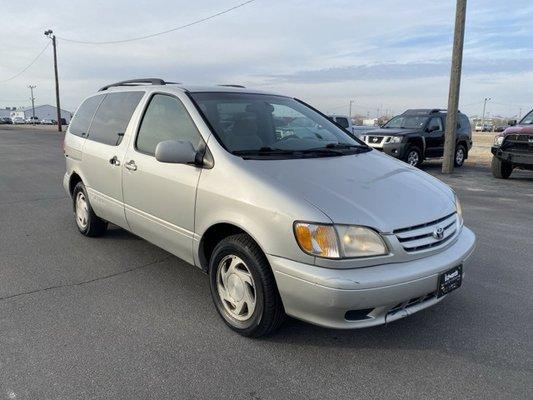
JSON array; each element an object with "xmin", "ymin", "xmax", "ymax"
[{"xmin": 69, "ymin": 95, "xmax": 104, "ymax": 137}]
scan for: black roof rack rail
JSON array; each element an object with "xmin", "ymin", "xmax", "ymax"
[
  {"xmin": 402, "ymin": 108, "xmax": 461, "ymax": 115},
  {"xmin": 218, "ymin": 84, "xmax": 246, "ymax": 88},
  {"xmin": 98, "ymin": 78, "xmax": 179, "ymax": 92}
]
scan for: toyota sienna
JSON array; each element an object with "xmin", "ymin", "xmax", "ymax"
[{"xmin": 63, "ymin": 79, "xmax": 476, "ymax": 337}]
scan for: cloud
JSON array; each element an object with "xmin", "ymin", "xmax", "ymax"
[{"xmin": 0, "ymin": 0, "xmax": 531, "ymax": 117}]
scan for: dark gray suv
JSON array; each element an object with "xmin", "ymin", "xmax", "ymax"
[{"xmin": 361, "ymin": 109, "xmax": 472, "ymax": 167}]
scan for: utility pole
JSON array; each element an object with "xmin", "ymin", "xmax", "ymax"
[
  {"xmin": 28, "ymin": 85, "xmax": 36, "ymax": 124},
  {"xmin": 442, "ymin": 0, "xmax": 467, "ymax": 174},
  {"xmin": 349, "ymin": 100, "xmax": 354, "ymax": 119},
  {"xmin": 481, "ymin": 97, "xmax": 490, "ymax": 132},
  {"xmin": 44, "ymin": 29, "xmax": 62, "ymax": 132}
]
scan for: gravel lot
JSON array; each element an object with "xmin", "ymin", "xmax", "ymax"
[{"xmin": 0, "ymin": 128, "xmax": 531, "ymax": 399}]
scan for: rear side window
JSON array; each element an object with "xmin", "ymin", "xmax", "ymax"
[
  {"xmin": 335, "ymin": 117, "xmax": 349, "ymax": 129},
  {"xmin": 69, "ymin": 95, "xmax": 104, "ymax": 137},
  {"xmin": 136, "ymin": 94, "xmax": 204, "ymax": 155},
  {"xmin": 87, "ymin": 91, "xmax": 144, "ymax": 146},
  {"xmin": 458, "ymin": 114, "xmax": 471, "ymax": 133}
]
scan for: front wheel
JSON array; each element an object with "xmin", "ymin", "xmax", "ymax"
[
  {"xmin": 491, "ymin": 156, "xmax": 513, "ymax": 179},
  {"xmin": 404, "ymin": 146, "xmax": 422, "ymax": 167},
  {"xmin": 209, "ymin": 234, "xmax": 285, "ymax": 337}
]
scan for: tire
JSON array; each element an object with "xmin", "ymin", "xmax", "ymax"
[
  {"xmin": 404, "ymin": 146, "xmax": 422, "ymax": 167},
  {"xmin": 209, "ymin": 233, "xmax": 285, "ymax": 337},
  {"xmin": 491, "ymin": 156, "xmax": 513, "ymax": 179},
  {"xmin": 454, "ymin": 144, "xmax": 467, "ymax": 167},
  {"xmin": 72, "ymin": 182, "xmax": 107, "ymax": 237}
]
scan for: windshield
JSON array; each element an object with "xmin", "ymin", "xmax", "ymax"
[
  {"xmin": 189, "ymin": 92, "xmax": 366, "ymax": 157},
  {"xmin": 520, "ymin": 110, "xmax": 533, "ymax": 125},
  {"xmin": 383, "ymin": 115, "xmax": 429, "ymax": 129}
]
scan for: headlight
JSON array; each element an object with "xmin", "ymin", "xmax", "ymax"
[
  {"xmin": 455, "ymin": 194, "xmax": 463, "ymax": 228},
  {"xmin": 494, "ymin": 135, "xmax": 504, "ymax": 146},
  {"xmin": 294, "ymin": 222, "xmax": 388, "ymax": 259},
  {"xmin": 386, "ymin": 136, "xmax": 402, "ymax": 143}
]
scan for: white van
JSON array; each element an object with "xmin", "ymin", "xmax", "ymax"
[{"xmin": 63, "ymin": 79, "xmax": 476, "ymax": 337}]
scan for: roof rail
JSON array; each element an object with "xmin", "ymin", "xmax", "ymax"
[
  {"xmin": 98, "ymin": 78, "xmax": 179, "ymax": 92},
  {"xmin": 218, "ymin": 84, "xmax": 246, "ymax": 88}
]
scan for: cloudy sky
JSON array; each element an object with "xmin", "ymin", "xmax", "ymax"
[{"xmin": 1, "ymin": 0, "xmax": 532, "ymax": 118}]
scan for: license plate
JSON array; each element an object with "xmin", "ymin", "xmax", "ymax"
[{"xmin": 437, "ymin": 265, "xmax": 462, "ymax": 298}]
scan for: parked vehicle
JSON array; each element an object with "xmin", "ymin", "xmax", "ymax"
[
  {"xmin": 475, "ymin": 123, "xmax": 493, "ymax": 132},
  {"xmin": 40, "ymin": 119, "xmax": 56, "ymax": 125},
  {"xmin": 63, "ymin": 79, "xmax": 475, "ymax": 337},
  {"xmin": 12, "ymin": 117, "xmax": 25, "ymax": 124},
  {"xmin": 361, "ymin": 109, "xmax": 472, "ymax": 167},
  {"xmin": 25, "ymin": 116, "xmax": 40, "ymax": 124},
  {"xmin": 327, "ymin": 114, "xmax": 377, "ymax": 137},
  {"xmin": 491, "ymin": 109, "xmax": 533, "ymax": 179},
  {"xmin": 0, "ymin": 117, "xmax": 13, "ymax": 124}
]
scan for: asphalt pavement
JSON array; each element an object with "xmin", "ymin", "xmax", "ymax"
[{"xmin": 0, "ymin": 128, "xmax": 531, "ymax": 399}]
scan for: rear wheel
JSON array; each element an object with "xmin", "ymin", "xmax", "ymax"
[
  {"xmin": 209, "ymin": 233, "xmax": 285, "ymax": 337},
  {"xmin": 72, "ymin": 182, "xmax": 107, "ymax": 236},
  {"xmin": 404, "ymin": 146, "xmax": 422, "ymax": 167},
  {"xmin": 491, "ymin": 156, "xmax": 513, "ymax": 179},
  {"xmin": 454, "ymin": 144, "xmax": 467, "ymax": 167}
]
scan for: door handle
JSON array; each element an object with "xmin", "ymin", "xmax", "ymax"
[
  {"xmin": 125, "ymin": 160, "xmax": 137, "ymax": 171},
  {"xmin": 109, "ymin": 156, "xmax": 121, "ymax": 166}
]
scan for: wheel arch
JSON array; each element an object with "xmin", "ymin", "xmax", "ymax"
[
  {"xmin": 406, "ymin": 136, "xmax": 425, "ymax": 155},
  {"xmin": 197, "ymin": 222, "xmax": 268, "ymax": 273},
  {"xmin": 68, "ymin": 171, "xmax": 83, "ymax": 197}
]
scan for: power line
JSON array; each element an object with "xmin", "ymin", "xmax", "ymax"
[
  {"xmin": 57, "ymin": 0, "xmax": 257, "ymax": 45},
  {"xmin": 0, "ymin": 41, "xmax": 50, "ymax": 84}
]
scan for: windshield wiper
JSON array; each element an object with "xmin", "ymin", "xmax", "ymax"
[
  {"xmin": 302, "ymin": 143, "xmax": 369, "ymax": 154},
  {"xmin": 232, "ymin": 147, "xmax": 297, "ymax": 156}
]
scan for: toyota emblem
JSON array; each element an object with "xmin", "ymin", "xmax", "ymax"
[{"xmin": 433, "ymin": 227, "xmax": 444, "ymax": 240}]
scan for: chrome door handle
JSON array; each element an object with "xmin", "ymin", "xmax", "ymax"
[
  {"xmin": 125, "ymin": 160, "xmax": 137, "ymax": 171},
  {"xmin": 109, "ymin": 156, "xmax": 120, "ymax": 166}
]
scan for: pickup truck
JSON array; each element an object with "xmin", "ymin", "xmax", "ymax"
[
  {"xmin": 491, "ymin": 108, "xmax": 533, "ymax": 178},
  {"xmin": 327, "ymin": 115, "xmax": 377, "ymax": 138}
]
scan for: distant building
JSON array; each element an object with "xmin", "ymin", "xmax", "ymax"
[{"xmin": 0, "ymin": 105, "xmax": 72, "ymax": 123}]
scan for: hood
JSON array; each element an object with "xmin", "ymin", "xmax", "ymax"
[
  {"xmin": 365, "ymin": 128, "xmax": 420, "ymax": 136},
  {"xmin": 503, "ymin": 125, "xmax": 533, "ymax": 135},
  {"xmin": 245, "ymin": 150, "xmax": 455, "ymax": 233}
]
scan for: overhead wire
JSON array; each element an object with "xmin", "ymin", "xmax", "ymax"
[
  {"xmin": 0, "ymin": 41, "xmax": 50, "ymax": 84},
  {"xmin": 56, "ymin": 0, "xmax": 256, "ymax": 45}
]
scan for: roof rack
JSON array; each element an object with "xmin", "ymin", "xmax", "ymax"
[
  {"xmin": 402, "ymin": 108, "xmax": 461, "ymax": 115},
  {"xmin": 218, "ymin": 84, "xmax": 246, "ymax": 88},
  {"xmin": 98, "ymin": 78, "xmax": 179, "ymax": 92}
]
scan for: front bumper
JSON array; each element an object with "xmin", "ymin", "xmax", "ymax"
[
  {"xmin": 368, "ymin": 142, "xmax": 407, "ymax": 159},
  {"xmin": 268, "ymin": 227, "xmax": 476, "ymax": 329},
  {"xmin": 491, "ymin": 146, "xmax": 533, "ymax": 167}
]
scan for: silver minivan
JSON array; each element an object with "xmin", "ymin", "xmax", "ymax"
[{"xmin": 63, "ymin": 79, "xmax": 476, "ymax": 337}]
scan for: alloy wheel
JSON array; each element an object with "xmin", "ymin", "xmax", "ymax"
[{"xmin": 407, "ymin": 150, "xmax": 419, "ymax": 166}]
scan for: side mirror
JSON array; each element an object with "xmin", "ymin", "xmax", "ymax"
[
  {"xmin": 508, "ymin": 120, "xmax": 516, "ymax": 126},
  {"xmin": 155, "ymin": 140, "xmax": 197, "ymax": 164}
]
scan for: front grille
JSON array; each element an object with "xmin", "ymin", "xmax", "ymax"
[
  {"xmin": 394, "ymin": 212, "xmax": 457, "ymax": 252},
  {"xmin": 503, "ymin": 134, "xmax": 533, "ymax": 152},
  {"xmin": 388, "ymin": 291, "xmax": 437, "ymax": 316}
]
